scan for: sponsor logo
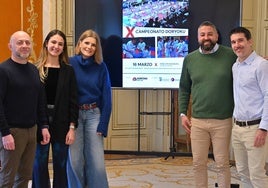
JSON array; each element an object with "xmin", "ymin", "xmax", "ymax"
[{"xmin": 132, "ymin": 77, "xmax": 148, "ymax": 81}]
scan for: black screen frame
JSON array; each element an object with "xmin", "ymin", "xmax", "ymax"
[{"xmin": 75, "ymin": 0, "xmax": 241, "ymax": 88}]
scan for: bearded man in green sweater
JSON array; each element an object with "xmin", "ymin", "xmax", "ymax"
[{"xmin": 179, "ymin": 21, "xmax": 237, "ymax": 188}]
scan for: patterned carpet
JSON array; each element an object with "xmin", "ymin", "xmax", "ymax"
[
  {"xmin": 28, "ymin": 156, "xmax": 241, "ymax": 187},
  {"xmin": 106, "ymin": 157, "xmax": 241, "ymax": 188}
]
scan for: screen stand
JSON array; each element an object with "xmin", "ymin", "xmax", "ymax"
[
  {"xmin": 138, "ymin": 89, "xmax": 176, "ymax": 159},
  {"xmin": 165, "ymin": 89, "xmax": 176, "ymax": 160}
]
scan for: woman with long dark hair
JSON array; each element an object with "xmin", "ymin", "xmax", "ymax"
[{"xmin": 32, "ymin": 29, "xmax": 78, "ymax": 188}]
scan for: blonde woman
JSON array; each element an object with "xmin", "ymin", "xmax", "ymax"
[{"xmin": 67, "ymin": 29, "xmax": 112, "ymax": 188}]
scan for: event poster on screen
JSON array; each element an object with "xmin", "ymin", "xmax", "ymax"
[{"xmin": 122, "ymin": 0, "xmax": 189, "ymax": 88}]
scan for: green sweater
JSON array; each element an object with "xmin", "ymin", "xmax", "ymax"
[{"xmin": 179, "ymin": 45, "xmax": 237, "ymax": 119}]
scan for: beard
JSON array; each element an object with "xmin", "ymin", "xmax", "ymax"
[
  {"xmin": 200, "ymin": 40, "xmax": 216, "ymax": 52},
  {"xmin": 16, "ymin": 51, "xmax": 30, "ymax": 59}
]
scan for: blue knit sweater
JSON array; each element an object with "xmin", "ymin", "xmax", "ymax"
[{"xmin": 70, "ymin": 55, "xmax": 112, "ymax": 137}]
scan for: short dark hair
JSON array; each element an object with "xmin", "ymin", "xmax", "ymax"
[
  {"xmin": 198, "ymin": 21, "xmax": 217, "ymax": 31},
  {"xmin": 229, "ymin": 27, "xmax": 251, "ymax": 40}
]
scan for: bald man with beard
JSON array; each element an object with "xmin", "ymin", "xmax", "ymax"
[{"xmin": 0, "ymin": 31, "xmax": 50, "ymax": 188}]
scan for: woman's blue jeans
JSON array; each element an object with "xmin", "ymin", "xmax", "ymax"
[
  {"xmin": 67, "ymin": 108, "xmax": 108, "ymax": 188},
  {"xmin": 32, "ymin": 142, "xmax": 69, "ymax": 188}
]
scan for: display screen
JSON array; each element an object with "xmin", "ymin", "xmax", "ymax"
[{"xmin": 122, "ymin": 0, "xmax": 189, "ymax": 88}]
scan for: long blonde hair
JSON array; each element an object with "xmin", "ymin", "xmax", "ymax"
[
  {"xmin": 75, "ymin": 29, "xmax": 103, "ymax": 64},
  {"xmin": 35, "ymin": 29, "xmax": 69, "ymax": 82}
]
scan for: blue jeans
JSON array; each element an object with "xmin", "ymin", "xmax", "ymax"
[
  {"xmin": 32, "ymin": 142, "xmax": 69, "ymax": 188},
  {"xmin": 67, "ymin": 108, "xmax": 108, "ymax": 188}
]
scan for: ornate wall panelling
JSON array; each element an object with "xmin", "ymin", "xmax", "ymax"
[
  {"xmin": 241, "ymin": 0, "xmax": 268, "ymax": 57},
  {"xmin": 139, "ymin": 90, "xmax": 171, "ymax": 152},
  {"xmin": 43, "ymin": 0, "xmax": 74, "ymax": 55},
  {"xmin": 107, "ymin": 89, "xmax": 141, "ymax": 151},
  {"xmin": 0, "ymin": 0, "xmax": 42, "ymax": 62},
  {"xmin": 61, "ymin": 0, "xmax": 74, "ymax": 56},
  {"xmin": 241, "ymin": 0, "xmax": 258, "ymax": 51},
  {"xmin": 259, "ymin": 0, "xmax": 268, "ymax": 56},
  {"xmin": 104, "ymin": 89, "xmax": 172, "ymax": 152}
]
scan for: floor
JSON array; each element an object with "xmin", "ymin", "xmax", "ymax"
[
  {"xmin": 105, "ymin": 156, "xmax": 241, "ymax": 188},
  {"xmin": 28, "ymin": 154, "xmax": 242, "ymax": 188}
]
